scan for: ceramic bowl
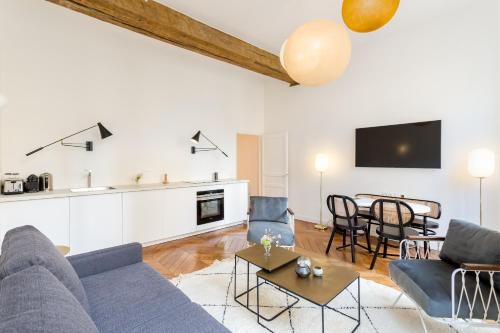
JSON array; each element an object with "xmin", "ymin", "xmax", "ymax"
[{"xmin": 312, "ymin": 266, "xmax": 323, "ymax": 277}]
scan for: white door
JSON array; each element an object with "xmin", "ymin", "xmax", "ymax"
[
  {"xmin": 224, "ymin": 182, "xmax": 249, "ymax": 224},
  {"xmin": 164, "ymin": 187, "xmax": 197, "ymax": 238},
  {"xmin": 0, "ymin": 198, "xmax": 70, "ymax": 247},
  {"xmin": 123, "ymin": 190, "xmax": 167, "ymax": 244},
  {"xmin": 262, "ymin": 132, "xmax": 288, "ymax": 197},
  {"xmin": 70, "ymin": 194, "xmax": 123, "ymax": 254}
]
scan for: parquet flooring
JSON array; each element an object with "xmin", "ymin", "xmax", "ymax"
[{"xmin": 143, "ymin": 220, "xmax": 400, "ymax": 288}]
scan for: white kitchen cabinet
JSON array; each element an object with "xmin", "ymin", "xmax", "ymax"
[
  {"xmin": 70, "ymin": 194, "xmax": 122, "ymax": 254},
  {"xmin": 0, "ymin": 198, "xmax": 70, "ymax": 247},
  {"xmin": 224, "ymin": 182, "xmax": 249, "ymax": 224},
  {"xmin": 164, "ymin": 187, "xmax": 196, "ymax": 239},
  {"xmin": 123, "ymin": 190, "xmax": 167, "ymax": 243}
]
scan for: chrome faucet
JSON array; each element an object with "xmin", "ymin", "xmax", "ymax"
[{"xmin": 86, "ymin": 169, "xmax": 92, "ymax": 188}]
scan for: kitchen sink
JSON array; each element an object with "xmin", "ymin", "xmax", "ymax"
[{"xmin": 70, "ymin": 186, "xmax": 115, "ymax": 193}]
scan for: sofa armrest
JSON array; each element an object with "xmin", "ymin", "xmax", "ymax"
[
  {"xmin": 67, "ymin": 243, "xmax": 143, "ymax": 278},
  {"xmin": 461, "ymin": 263, "xmax": 500, "ymax": 272}
]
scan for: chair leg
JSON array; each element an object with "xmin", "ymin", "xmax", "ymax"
[
  {"xmin": 370, "ymin": 237, "xmax": 383, "ymax": 270},
  {"xmin": 342, "ymin": 230, "xmax": 346, "ymax": 247},
  {"xmin": 325, "ymin": 225, "xmax": 336, "ymax": 255},
  {"xmin": 349, "ymin": 230, "xmax": 356, "ymax": 263},
  {"xmin": 365, "ymin": 228, "xmax": 372, "ymax": 253},
  {"xmin": 383, "ymin": 238, "xmax": 388, "ymax": 258}
]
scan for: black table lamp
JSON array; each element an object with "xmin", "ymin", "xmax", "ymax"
[
  {"xmin": 190, "ymin": 130, "xmax": 228, "ymax": 157},
  {"xmin": 26, "ymin": 122, "xmax": 113, "ymax": 156}
]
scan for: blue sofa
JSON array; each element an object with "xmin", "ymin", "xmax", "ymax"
[{"xmin": 0, "ymin": 225, "xmax": 229, "ymax": 333}]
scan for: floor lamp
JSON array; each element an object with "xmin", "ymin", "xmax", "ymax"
[
  {"xmin": 468, "ymin": 148, "xmax": 495, "ymax": 226},
  {"xmin": 314, "ymin": 154, "xmax": 329, "ymax": 230}
]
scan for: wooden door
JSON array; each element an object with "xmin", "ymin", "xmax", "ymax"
[{"xmin": 236, "ymin": 133, "xmax": 261, "ymax": 197}]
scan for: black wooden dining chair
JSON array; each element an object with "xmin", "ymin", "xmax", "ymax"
[
  {"xmin": 325, "ymin": 195, "xmax": 371, "ymax": 263},
  {"xmin": 369, "ymin": 199, "xmax": 418, "ymax": 270}
]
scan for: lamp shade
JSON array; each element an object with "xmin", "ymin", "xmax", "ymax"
[
  {"xmin": 468, "ymin": 148, "xmax": 495, "ymax": 178},
  {"xmin": 97, "ymin": 122, "xmax": 113, "ymax": 139},
  {"xmin": 191, "ymin": 130, "xmax": 201, "ymax": 143},
  {"xmin": 342, "ymin": 0, "xmax": 400, "ymax": 33},
  {"xmin": 0, "ymin": 94, "xmax": 7, "ymax": 109},
  {"xmin": 315, "ymin": 154, "xmax": 329, "ymax": 172},
  {"xmin": 283, "ymin": 20, "xmax": 351, "ymax": 86}
]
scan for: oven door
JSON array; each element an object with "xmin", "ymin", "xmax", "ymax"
[{"xmin": 197, "ymin": 191, "xmax": 224, "ymax": 225}]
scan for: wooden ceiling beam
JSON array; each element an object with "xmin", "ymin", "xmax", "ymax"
[{"xmin": 46, "ymin": 0, "xmax": 296, "ymax": 84}]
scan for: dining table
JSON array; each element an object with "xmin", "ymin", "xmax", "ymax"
[{"xmin": 354, "ymin": 197, "xmax": 431, "ymax": 215}]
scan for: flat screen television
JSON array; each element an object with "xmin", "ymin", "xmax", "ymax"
[{"xmin": 355, "ymin": 120, "xmax": 441, "ymax": 168}]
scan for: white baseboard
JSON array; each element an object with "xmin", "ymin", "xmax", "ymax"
[{"xmin": 142, "ymin": 221, "xmax": 245, "ymax": 247}]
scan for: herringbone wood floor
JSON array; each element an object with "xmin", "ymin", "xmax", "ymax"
[{"xmin": 143, "ymin": 220, "xmax": 400, "ymax": 288}]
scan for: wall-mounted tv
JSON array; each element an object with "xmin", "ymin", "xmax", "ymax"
[{"xmin": 355, "ymin": 120, "xmax": 441, "ymax": 169}]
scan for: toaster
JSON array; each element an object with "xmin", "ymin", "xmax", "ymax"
[{"xmin": 2, "ymin": 173, "xmax": 24, "ymax": 195}]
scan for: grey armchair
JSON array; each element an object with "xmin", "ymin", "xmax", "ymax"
[
  {"xmin": 246, "ymin": 196, "xmax": 295, "ymax": 248},
  {"xmin": 390, "ymin": 219, "xmax": 500, "ymax": 332}
]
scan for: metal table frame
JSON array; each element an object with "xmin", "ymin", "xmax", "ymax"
[
  {"xmin": 256, "ymin": 275, "xmax": 361, "ymax": 333},
  {"xmin": 233, "ymin": 256, "xmax": 300, "ymax": 321}
]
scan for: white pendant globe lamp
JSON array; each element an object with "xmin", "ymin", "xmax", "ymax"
[
  {"xmin": 314, "ymin": 154, "xmax": 329, "ymax": 230},
  {"xmin": 279, "ymin": 39, "xmax": 288, "ymax": 70},
  {"xmin": 0, "ymin": 94, "xmax": 7, "ymax": 109},
  {"xmin": 467, "ymin": 148, "xmax": 495, "ymax": 226},
  {"xmin": 282, "ymin": 20, "xmax": 351, "ymax": 86}
]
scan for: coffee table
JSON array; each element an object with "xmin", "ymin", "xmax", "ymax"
[
  {"xmin": 256, "ymin": 260, "xmax": 360, "ymax": 333},
  {"xmin": 234, "ymin": 245, "xmax": 300, "ymax": 319}
]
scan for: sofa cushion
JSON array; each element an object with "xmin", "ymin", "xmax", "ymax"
[
  {"xmin": 81, "ymin": 262, "xmax": 228, "ymax": 333},
  {"xmin": 0, "ymin": 225, "xmax": 90, "ymax": 313},
  {"xmin": 249, "ymin": 196, "xmax": 288, "ymax": 223},
  {"xmin": 390, "ymin": 260, "xmax": 498, "ymax": 320},
  {"xmin": 0, "ymin": 265, "xmax": 99, "ymax": 333},
  {"xmin": 440, "ymin": 219, "xmax": 500, "ymax": 286},
  {"xmin": 247, "ymin": 221, "xmax": 294, "ymax": 246}
]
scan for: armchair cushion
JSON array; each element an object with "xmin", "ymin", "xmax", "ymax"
[
  {"xmin": 440, "ymin": 219, "xmax": 500, "ymax": 286},
  {"xmin": 0, "ymin": 265, "xmax": 99, "ymax": 333},
  {"xmin": 247, "ymin": 221, "xmax": 294, "ymax": 246},
  {"xmin": 249, "ymin": 196, "xmax": 289, "ymax": 224},
  {"xmin": 390, "ymin": 260, "xmax": 499, "ymax": 320},
  {"xmin": 0, "ymin": 225, "xmax": 90, "ymax": 313}
]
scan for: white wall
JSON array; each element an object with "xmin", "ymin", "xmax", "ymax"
[
  {"xmin": 0, "ymin": 0, "xmax": 265, "ymax": 189},
  {"xmin": 264, "ymin": 2, "xmax": 500, "ymax": 232}
]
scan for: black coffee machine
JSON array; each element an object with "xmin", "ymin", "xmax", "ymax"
[{"xmin": 24, "ymin": 174, "xmax": 40, "ymax": 193}]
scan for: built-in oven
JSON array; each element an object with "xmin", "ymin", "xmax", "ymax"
[{"xmin": 197, "ymin": 189, "xmax": 224, "ymax": 225}]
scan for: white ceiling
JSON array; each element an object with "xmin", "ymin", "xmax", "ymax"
[{"xmin": 157, "ymin": 0, "xmax": 474, "ymax": 54}]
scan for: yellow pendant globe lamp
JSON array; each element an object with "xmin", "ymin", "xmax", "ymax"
[
  {"xmin": 342, "ymin": 0, "xmax": 400, "ymax": 33},
  {"xmin": 282, "ymin": 20, "xmax": 351, "ymax": 86}
]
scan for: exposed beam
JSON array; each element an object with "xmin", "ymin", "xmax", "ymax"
[{"xmin": 46, "ymin": 0, "xmax": 296, "ymax": 84}]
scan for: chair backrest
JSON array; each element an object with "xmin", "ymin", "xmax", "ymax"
[
  {"xmin": 326, "ymin": 195, "xmax": 358, "ymax": 222},
  {"xmin": 356, "ymin": 193, "xmax": 441, "ymax": 219},
  {"xmin": 370, "ymin": 199, "xmax": 415, "ymax": 236},
  {"xmin": 249, "ymin": 196, "xmax": 288, "ymax": 223}
]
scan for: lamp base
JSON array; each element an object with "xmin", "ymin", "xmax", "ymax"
[{"xmin": 314, "ymin": 224, "xmax": 328, "ymax": 231}]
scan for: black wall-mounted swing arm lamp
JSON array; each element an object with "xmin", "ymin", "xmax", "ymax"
[
  {"xmin": 190, "ymin": 130, "xmax": 228, "ymax": 157},
  {"xmin": 26, "ymin": 122, "xmax": 113, "ymax": 156}
]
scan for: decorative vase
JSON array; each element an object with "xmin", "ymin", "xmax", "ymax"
[
  {"xmin": 296, "ymin": 256, "xmax": 312, "ymax": 278},
  {"xmin": 263, "ymin": 244, "xmax": 271, "ymax": 257},
  {"xmin": 295, "ymin": 265, "xmax": 311, "ymax": 278}
]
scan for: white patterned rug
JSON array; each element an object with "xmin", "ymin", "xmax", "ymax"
[{"xmin": 171, "ymin": 258, "xmax": 497, "ymax": 333}]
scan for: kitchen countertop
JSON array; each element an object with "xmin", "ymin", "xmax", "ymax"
[{"xmin": 0, "ymin": 179, "xmax": 248, "ymax": 203}]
